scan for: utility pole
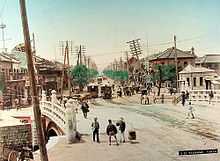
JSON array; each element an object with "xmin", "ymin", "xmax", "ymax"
[
  {"xmin": 32, "ymin": 33, "xmax": 36, "ymax": 56},
  {"xmin": 79, "ymin": 45, "xmax": 82, "ymax": 65},
  {"xmin": 126, "ymin": 38, "xmax": 142, "ymax": 69},
  {"xmin": 87, "ymin": 57, "xmax": 90, "ymax": 69},
  {"xmin": 61, "ymin": 41, "xmax": 71, "ymax": 97},
  {"xmin": 120, "ymin": 57, "xmax": 123, "ymax": 71},
  {"xmin": 174, "ymin": 35, "xmax": 178, "ymax": 91},
  {"xmin": 19, "ymin": 1, "xmax": 49, "ymax": 161},
  {"xmin": 77, "ymin": 46, "xmax": 80, "ymax": 65},
  {"xmin": 127, "ymin": 39, "xmax": 142, "ymax": 85},
  {"xmin": 77, "ymin": 45, "xmax": 86, "ymax": 65},
  {"xmin": 83, "ymin": 54, "xmax": 87, "ymax": 67},
  {"xmin": 0, "ymin": 22, "xmax": 6, "ymax": 52},
  {"xmin": 125, "ymin": 51, "xmax": 129, "ymax": 72}
]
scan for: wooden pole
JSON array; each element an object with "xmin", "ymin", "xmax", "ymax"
[
  {"xmin": 125, "ymin": 51, "xmax": 129, "ymax": 72},
  {"xmin": 65, "ymin": 41, "xmax": 71, "ymax": 96},
  {"xmin": 19, "ymin": 1, "xmax": 49, "ymax": 161},
  {"xmin": 174, "ymin": 35, "xmax": 179, "ymax": 91},
  {"xmin": 79, "ymin": 45, "xmax": 82, "ymax": 65},
  {"xmin": 60, "ymin": 42, "xmax": 67, "ymax": 99}
]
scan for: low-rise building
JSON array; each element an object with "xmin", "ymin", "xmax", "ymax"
[
  {"xmin": 179, "ymin": 64, "xmax": 218, "ymax": 92},
  {"xmin": 0, "ymin": 52, "xmax": 26, "ymax": 110},
  {"xmin": 11, "ymin": 46, "xmax": 66, "ymax": 97},
  {"xmin": 195, "ymin": 54, "xmax": 220, "ymax": 75}
]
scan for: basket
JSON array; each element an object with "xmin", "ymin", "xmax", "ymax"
[{"xmin": 128, "ymin": 131, "xmax": 136, "ymax": 140}]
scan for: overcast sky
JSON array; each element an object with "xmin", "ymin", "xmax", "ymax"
[{"xmin": 1, "ymin": 0, "xmax": 220, "ymax": 70}]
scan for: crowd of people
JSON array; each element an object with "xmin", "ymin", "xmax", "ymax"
[
  {"xmin": 91, "ymin": 117, "xmax": 127, "ymax": 146},
  {"xmin": 61, "ymin": 85, "xmax": 216, "ymax": 146}
]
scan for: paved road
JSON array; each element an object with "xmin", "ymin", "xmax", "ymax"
[{"xmin": 35, "ymin": 96, "xmax": 220, "ymax": 161}]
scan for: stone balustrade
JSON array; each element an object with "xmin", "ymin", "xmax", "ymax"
[
  {"xmin": 40, "ymin": 101, "xmax": 66, "ymax": 131},
  {"xmin": 39, "ymin": 90, "xmax": 77, "ymax": 136},
  {"xmin": 189, "ymin": 90, "xmax": 220, "ymax": 103}
]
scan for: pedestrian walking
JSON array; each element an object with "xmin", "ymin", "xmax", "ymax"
[
  {"xmin": 181, "ymin": 91, "xmax": 186, "ymax": 106},
  {"xmin": 81, "ymin": 100, "xmax": 89, "ymax": 118},
  {"xmin": 186, "ymin": 90, "xmax": 190, "ymax": 100},
  {"xmin": 186, "ymin": 102, "xmax": 195, "ymax": 119},
  {"xmin": 91, "ymin": 117, "xmax": 100, "ymax": 143},
  {"xmin": 106, "ymin": 119, "xmax": 119, "ymax": 146},
  {"xmin": 209, "ymin": 91, "xmax": 214, "ymax": 104},
  {"xmin": 117, "ymin": 117, "xmax": 126, "ymax": 143}
]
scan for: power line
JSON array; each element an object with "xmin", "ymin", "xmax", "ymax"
[{"xmin": 142, "ymin": 34, "xmax": 205, "ymax": 49}]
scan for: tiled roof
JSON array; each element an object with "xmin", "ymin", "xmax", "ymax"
[
  {"xmin": 10, "ymin": 50, "xmax": 63, "ymax": 70},
  {"xmin": 196, "ymin": 54, "xmax": 220, "ymax": 64},
  {"xmin": 179, "ymin": 64, "xmax": 215, "ymax": 74},
  {"xmin": 150, "ymin": 47, "xmax": 196, "ymax": 60},
  {"xmin": 0, "ymin": 52, "xmax": 20, "ymax": 64}
]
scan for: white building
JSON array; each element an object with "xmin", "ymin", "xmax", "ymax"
[{"xmin": 179, "ymin": 64, "xmax": 218, "ymax": 91}]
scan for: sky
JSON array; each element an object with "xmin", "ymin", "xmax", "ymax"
[{"xmin": 1, "ymin": 0, "xmax": 220, "ymax": 70}]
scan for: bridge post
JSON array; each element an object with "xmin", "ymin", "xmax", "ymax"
[
  {"xmin": 51, "ymin": 90, "xmax": 59, "ymax": 104},
  {"xmin": 42, "ymin": 90, "xmax": 47, "ymax": 101},
  {"xmin": 65, "ymin": 99, "xmax": 77, "ymax": 144}
]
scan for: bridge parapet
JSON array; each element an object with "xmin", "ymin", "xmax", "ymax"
[
  {"xmin": 40, "ymin": 90, "xmax": 67, "ymax": 133},
  {"xmin": 39, "ymin": 90, "xmax": 79, "ymax": 137},
  {"xmin": 189, "ymin": 90, "xmax": 220, "ymax": 103},
  {"xmin": 40, "ymin": 101, "xmax": 66, "ymax": 132}
]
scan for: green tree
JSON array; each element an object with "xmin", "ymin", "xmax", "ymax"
[
  {"xmin": 152, "ymin": 64, "xmax": 176, "ymax": 96},
  {"xmin": 88, "ymin": 68, "xmax": 99, "ymax": 79},
  {"xmin": 69, "ymin": 65, "xmax": 99, "ymax": 91},
  {"xmin": 69, "ymin": 65, "xmax": 89, "ymax": 91},
  {"xmin": 103, "ymin": 70, "xmax": 128, "ymax": 81}
]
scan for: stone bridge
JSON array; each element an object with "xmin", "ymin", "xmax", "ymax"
[{"xmin": 32, "ymin": 90, "xmax": 77, "ymax": 147}]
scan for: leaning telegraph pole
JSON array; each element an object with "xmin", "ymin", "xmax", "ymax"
[
  {"xmin": 19, "ymin": 1, "xmax": 49, "ymax": 161},
  {"xmin": 126, "ymin": 38, "xmax": 142, "ymax": 68},
  {"xmin": 126, "ymin": 39, "xmax": 142, "ymax": 85},
  {"xmin": 174, "ymin": 35, "xmax": 179, "ymax": 92}
]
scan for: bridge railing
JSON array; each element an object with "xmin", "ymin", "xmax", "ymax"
[
  {"xmin": 40, "ymin": 90, "xmax": 66, "ymax": 133},
  {"xmin": 189, "ymin": 90, "xmax": 220, "ymax": 103},
  {"xmin": 40, "ymin": 101, "xmax": 66, "ymax": 131}
]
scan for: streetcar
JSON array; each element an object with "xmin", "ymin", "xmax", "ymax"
[
  {"xmin": 101, "ymin": 84, "xmax": 112, "ymax": 99},
  {"xmin": 87, "ymin": 83, "xmax": 99, "ymax": 98}
]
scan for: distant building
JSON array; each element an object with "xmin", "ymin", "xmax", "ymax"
[
  {"xmin": 11, "ymin": 49, "xmax": 65, "ymax": 97},
  {"xmin": 0, "ymin": 42, "xmax": 67, "ymax": 110},
  {"xmin": 179, "ymin": 64, "xmax": 218, "ymax": 91},
  {"xmin": 35, "ymin": 56, "xmax": 64, "ymax": 96},
  {"xmin": 195, "ymin": 54, "xmax": 220, "ymax": 75},
  {"xmin": 149, "ymin": 47, "xmax": 197, "ymax": 72},
  {"xmin": 0, "ymin": 52, "xmax": 26, "ymax": 110}
]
